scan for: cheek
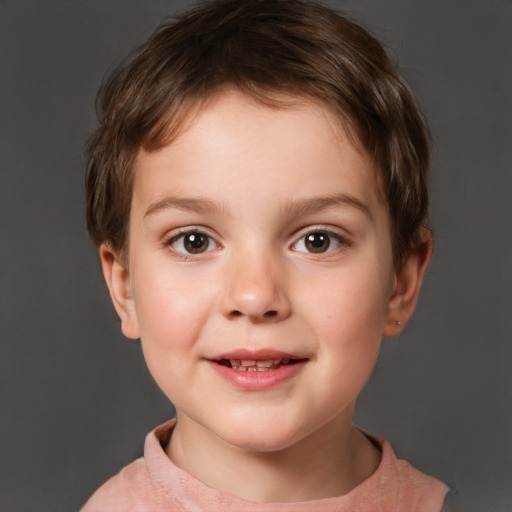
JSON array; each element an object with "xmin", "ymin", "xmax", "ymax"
[
  {"xmin": 318, "ymin": 289, "xmax": 383, "ymax": 375},
  {"xmin": 134, "ymin": 261, "xmax": 211, "ymax": 332},
  {"xmin": 302, "ymin": 266, "xmax": 389, "ymax": 384},
  {"xmin": 305, "ymin": 267, "xmax": 390, "ymax": 337},
  {"xmin": 131, "ymin": 267, "xmax": 216, "ymax": 383}
]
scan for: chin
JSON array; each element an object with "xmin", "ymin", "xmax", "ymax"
[
  {"xmin": 226, "ymin": 434, "xmax": 298, "ymax": 454},
  {"xmin": 216, "ymin": 417, "xmax": 308, "ymax": 454}
]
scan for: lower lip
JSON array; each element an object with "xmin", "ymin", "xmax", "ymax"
[{"xmin": 208, "ymin": 360, "xmax": 307, "ymax": 391}]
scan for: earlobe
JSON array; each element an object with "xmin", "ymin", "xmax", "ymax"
[
  {"xmin": 383, "ymin": 228, "xmax": 433, "ymax": 338},
  {"xmin": 99, "ymin": 244, "xmax": 140, "ymax": 339}
]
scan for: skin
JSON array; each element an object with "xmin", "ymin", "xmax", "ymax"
[{"xmin": 100, "ymin": 91, "xmax": 432, "ymax": 502}]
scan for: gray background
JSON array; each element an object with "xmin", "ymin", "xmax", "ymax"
[{"xmin": 1, "ymin": 1, "xmax": 511, "ymax": 511}]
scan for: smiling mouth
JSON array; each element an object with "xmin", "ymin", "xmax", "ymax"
[{"xmin": 215, "ymin": 358, "xmax": 304, "ymax": 371}]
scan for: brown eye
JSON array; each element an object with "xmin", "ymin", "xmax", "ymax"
[
  {"xmin": 170, "ymin": 232, "xmax": 215, "ymax": 254},
  {"xmin": 293, "ymin": 230, "xmax": 345, "ymax": 254},
  {"xmin": 304, "ymin": 232, "xmax": 330, "ymax": 253}
]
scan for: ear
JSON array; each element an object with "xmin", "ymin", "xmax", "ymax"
[
  {"xmin": 99, "ymin": 244, "xmax": 140, "ymax": 339},
  {"xmin": 383, "ymin": 228, "xmax": 434, "ymax": 338}
]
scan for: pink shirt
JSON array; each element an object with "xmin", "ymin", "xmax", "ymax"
[{"xmin": 82, "ymin": 419, "xmax": 448, "ymax": 511}]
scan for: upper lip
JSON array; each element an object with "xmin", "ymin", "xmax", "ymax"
[{"xmin": 209, "ymin": 349, "xmax": 307, "ymax": 361}]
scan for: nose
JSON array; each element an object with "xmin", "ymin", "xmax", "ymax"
[{"xmin": 221, "ymin": 250, "xmax": 292, "ymax": 322}]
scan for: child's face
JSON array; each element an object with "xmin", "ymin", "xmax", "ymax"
[{"xmin": 104, "ymin": 91, "xmax": 408, "ymax": 453}]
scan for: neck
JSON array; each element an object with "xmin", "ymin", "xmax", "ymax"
[{"xmin": 166, "ymin": 409, "xmax": 381, "ymax": 503}]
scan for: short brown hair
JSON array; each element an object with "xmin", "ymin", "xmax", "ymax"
[{"xmin": 86, "ymin": 0, "xmax": 430, "ymax": 264}]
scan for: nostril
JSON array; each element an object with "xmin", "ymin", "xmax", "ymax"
[{"xmin": 263, "ymin": 310, "xmax": 278, "ymax": 318}]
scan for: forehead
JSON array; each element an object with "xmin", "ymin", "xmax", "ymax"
[{"xmin": 132, "ymin": 91, "xmax": 385, "ymax": 217}]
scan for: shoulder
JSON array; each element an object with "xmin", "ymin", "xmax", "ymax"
[
  {"xmin": 393, "ymin": 455, "xmax": 449, "ymax": 507},
  {"xmin": 364, "ymin": 432, "xmax": 449, "ymax": 512},
  {"xmin": 81, "ymin": 419, "xmax": 178, "ymax": 512},
  {"xmin": 80, "ymin": 457, "xmax": 161, "ymax": 511},
  {"xmin": 439, "ymin": 490, "xmax": 470, "ymax": 512}
]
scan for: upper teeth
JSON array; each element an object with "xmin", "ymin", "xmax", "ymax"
[{"xmin": 228, "ymin": 358, "xmax": 291, "ymax": 370}]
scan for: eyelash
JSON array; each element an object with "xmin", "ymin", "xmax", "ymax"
[
  {"xmin": 165, "ymin": 229, "xmax": 219, "ymax": 258},
  {"xmin": 164, "ymin": 227, "xmax": 348, "ymax": 259},
  {"xmin": 291, "ymin": 229, "xmax": 348, "ymax": 255}
]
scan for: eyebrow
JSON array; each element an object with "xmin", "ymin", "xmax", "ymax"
[
  {"xmin": 144, "ymin": 193, "xmax": 372, "ymax": 220},
  {"xmin": 144, "ymin": 196, "xmax": 229, "ymax": 218},
  {"xmin": 282, "ymin": 194, "xmax": 373, "ymax": 220}
]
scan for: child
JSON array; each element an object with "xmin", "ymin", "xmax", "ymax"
[{"xmin": 82, "ymin": 0, "xmax": 449, "ymax": 509}]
